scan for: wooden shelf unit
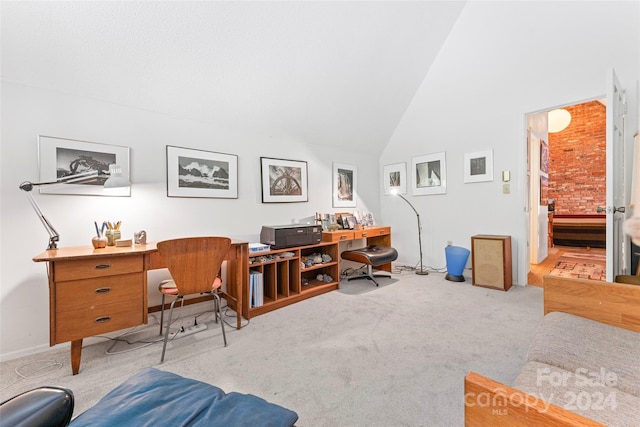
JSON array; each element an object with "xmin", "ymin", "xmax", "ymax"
[{"xmin": 244, "ymin": 241, "xmax": 339, "ymax": 319}]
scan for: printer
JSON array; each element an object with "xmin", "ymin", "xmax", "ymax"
[{"xmin": 260, "ymin": 224, "xmax": 322, "ymax": 249}]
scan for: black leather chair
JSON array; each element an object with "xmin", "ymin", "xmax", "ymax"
[{"xmin": 0, "ymin": 386, "xmax": 74, "ymax": 427}]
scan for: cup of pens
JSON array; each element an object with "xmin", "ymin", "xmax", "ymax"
[
  {"xmin": 92, "ymin": 221, "xmax": 108, "ymax": 249},
  {"xmin": 104, "ymin": 221, "xmax": 122, "ymax": 246}
]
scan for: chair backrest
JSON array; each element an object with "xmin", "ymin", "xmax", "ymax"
[{"xmin": 157, "ymin": 237, "xmax": 232, "ymax": 296}]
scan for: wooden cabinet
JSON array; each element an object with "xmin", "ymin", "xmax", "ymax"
[
  {"xmin": 244, "ymin": 241, "xmax": 339, "ymax": 319},
  {"xmin": 471, "ymin": 235, "xmax": 512, "ymax": 291},
  {"xmin": 50, "ymin": 254, "xmax": 146, "ymax": 344}
]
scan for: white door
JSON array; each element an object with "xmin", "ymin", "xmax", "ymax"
[{"xmin": 604, "ymin": 68, "xmax": 627, "ymax": 281}]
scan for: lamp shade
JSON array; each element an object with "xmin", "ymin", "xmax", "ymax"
[
  {"xmin": 548, "ymin": 109, "xmax": 571, "ymax": 133},
  {"xmin": 104, "ymin": 164, "xmax": 130, "ymax": 189}
]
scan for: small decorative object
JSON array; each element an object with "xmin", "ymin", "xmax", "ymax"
[
  {"xmin": 134, "ymin": 230, "xmax": 147, "ymax": 245},
  {"xmin": 323, "ymin": 274, "xmax": 333, "ymax": 282},
  {"xmin": 412, "ymin": 152, "xmax": 447, "ymax": 195},
  {"xmin": 260, "ymin": 157, "xmax": 308, "ymax": 203},
  {"xmin": 166, "ymin": 146, "xmax": 238, "ymax": 199},
  {"xmin": 92, "ymin": 221, "xmax": 107, "ymax": 248},
  {"xmin": 91, "ymin": 236, "xmax": 107, "ymax": 249},
  {"xmin": 115, "ymin": 239, "xmax": 133, "ymax": 247},
  {"xmin": 332, "ymin": 162, "xmax": 357, "ymax": 208},
  {"xmin": 316, "ymin": 274, "xmax": 324, "ymax": 281}
]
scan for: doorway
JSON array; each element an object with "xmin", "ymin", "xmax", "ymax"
[{"xmin": 526, "ymin": 99, "xmax": 607, "ymax": 286}]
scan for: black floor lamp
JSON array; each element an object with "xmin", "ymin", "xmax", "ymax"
[{"xmin": 392, "ymin": 190, "xmax": 428, "ymax": 275}]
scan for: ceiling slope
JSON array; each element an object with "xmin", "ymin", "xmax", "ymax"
[{"xmin": 1, "ymin": 1, "xmax": 465, "ymax": 153}]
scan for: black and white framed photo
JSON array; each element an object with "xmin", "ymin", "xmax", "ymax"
[
  {"xmin": 166, "ymin": 146, "xmax": 238, "ymax": 198},
  {"xmin": 383, "ymin": 162, "xmax": 407, "ymax": 195},
  {"xmin": 463, "ymin": 149, "xmax": 493, "ymax": 183},
  {"xmin": 412, "ymin": 152, "xmax": 446, "ymax": 195},
  {"xmin": 260, "ymin": 157, "xmax": 308, "ymax": 203},
  {"xmin": 38, "ymin": 135, "xmax": 130, "ymax": 196},
  {"xmin": 332, "ymin": 162, "xmax": 357, "ymax": 207}
]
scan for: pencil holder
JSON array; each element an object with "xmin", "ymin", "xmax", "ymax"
[{"xmin": 105, "ymin": 229, "xmax": 121, "ymax": 246}]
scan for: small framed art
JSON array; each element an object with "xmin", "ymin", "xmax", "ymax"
[
  {"xmin": 38, "ymin": 135, "xmax": 130, "ymax": 196},
  {"xmin": 464, "ymin": 149, "xmax": 493, "ymax": 183},
  {"xmin": 383, "ymin": 162, "xmax": 407, "ymax": 195},
  {"xmin": 260, "ymin": 157, "xmax": 308, "ymax": 203},
  {"xmin": 333, "ymin": 162, "xmax": 357, "ymax": 207},
  {"xmin": 166, "ymin": 146, "xmax": 238, "ymax": 198},
  {"xmin": 412, "ymin": 152, "xmax": 446, "ymax": 195}
]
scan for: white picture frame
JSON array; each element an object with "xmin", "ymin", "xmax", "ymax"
[
  {"xmin": 166, "ymin": 145, "xmax": 238, "ymax": 198},
  {"xmin": 332, "ymin": 162, "xmax": 357, "ymax": 207},
  {"xmin": 38, "ymin": 135, "xmax": 130, "ymax": 196},
  {"xmin": 464, "ymin": 149, "xmax": 493, "ymax": 183},
  {"xmin": 383, "ymin": 162, "xmax": 407, "ymax": 195},
  {"xmin": 412, "ymin": 152, "xmax": 446, "ymax": 195}
]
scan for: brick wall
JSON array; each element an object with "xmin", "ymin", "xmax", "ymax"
[{"xmin": 547, "ymin": 100, "xmax": 606, "ymax": 215}]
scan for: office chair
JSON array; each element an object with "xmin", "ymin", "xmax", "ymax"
[{"xmin": 156, "ymin": 236, "xmax": 232, "ymax": 362}]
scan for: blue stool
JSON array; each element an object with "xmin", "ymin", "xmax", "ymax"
[{"xmin": 445, "ymin": 245, "xmax": 470, "ymax": 282}]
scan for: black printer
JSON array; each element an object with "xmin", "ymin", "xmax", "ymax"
[{"xmin": 260, "ymin": 224, "xmax": 322, "ymax": 249}]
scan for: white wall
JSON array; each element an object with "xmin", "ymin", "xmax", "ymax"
[
  {"xmin": 380, "ymin": 1, "xmax": 639, "ymax": 285},
  {"xmin": 0, "ymin": 82, "xmax": 380, "ymax": 360}
]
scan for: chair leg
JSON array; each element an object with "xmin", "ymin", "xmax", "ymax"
[
  {"xmin": 159, "ymin": 293, "xmax": 166, "ymax": 336},
  {"xmin": 161, "ymin": 296, "xmax": 181, "ymax": 363},
  {"xmin": 213, "ymin": 292, "xmax": 227, "ymax": 347}
]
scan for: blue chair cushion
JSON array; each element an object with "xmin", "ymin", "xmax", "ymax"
[{"xmin": 70, "ymin": 368, "xmax": 298, "ymax": 427}]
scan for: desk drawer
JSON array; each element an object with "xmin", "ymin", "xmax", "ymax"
[
  {"xmin": 55, "ymin": 300, "xmax": 142, "ymax": 343},
  {"xmin": 355, "ymin": 227, "xmax": 390, "ymax": 239},
  {"xmin": 322, "ymin": 231, "xmax": 354, "ymax": 242},
  {"xmin": 54, "ymin": 255, "xmax": 143, "ymax": 282},
  {"xmin": 55, "ymin": 273, "xmax": 143, "ymax": 312}
]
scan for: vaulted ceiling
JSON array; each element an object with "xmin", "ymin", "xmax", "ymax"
[{"xmin": 1, "ymin": 1, "xmax": 466, "ymax": 153}]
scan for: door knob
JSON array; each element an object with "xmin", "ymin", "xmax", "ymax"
[
  {"xmin": 597, "ymin": 206, "xmax": 606, "ymax": 213},
  {"xmin": 596, "ymin": 206, "xmax": 626, "ymax": 214},
  {"xmin": 614, "ymin": 206, "xmax": 625, "ymax": 213}
]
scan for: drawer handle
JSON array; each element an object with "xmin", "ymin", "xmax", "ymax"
[
  {"xmin": 362, "ymin": 233, "xmax": 367, "ymax": 237},
  {"xmin": 340, "ymin": 235, "xmax": 347, "ymax": 240},
  {"xmin": 95, "ymin": 287, "xmax": 111, "ymax": 294},
  {"xmin": 95, "ymin": 316, "xmax": 111, "ymax": 324},
  {"xmin": 95, "ymin": 264, "xmax": 111, "ymax": 270}
]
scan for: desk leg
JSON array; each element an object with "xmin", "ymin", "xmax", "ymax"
[{"xmin": 70, "ymin": 339, "xmax": 82, "ymax": 375}]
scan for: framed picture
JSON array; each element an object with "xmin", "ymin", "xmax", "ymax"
[
  {"xmin": 383, "ymin": 162, "xmax": 407, "ymax": 195},
  {"xmin": 540, "ymin": 175, "xmax": 548, "ymax": 205},
  {"xmin": 260, "ymin": 157, "xmax": 308, "ymax": 203},
  {"xmin": 412, "ymin": 152, "xmax": 446, "ymax": 195},
  {"xmin": 463, "ymin": 149, "xmax": 493, "ymax": 183},
  {"xmin": 333, "ymin": 162, "xmax": 357, "ymax": 207},
  {"xmin": 540, "ymin": 139, "xmax": 549, "ymax": 177},
  {"xmin": 38, "ymin": 135, "xmax": 130, "ymax": 196},
  {"xmin": 166, "ymin": 146, "xmax": 238, "ymax": 198}
]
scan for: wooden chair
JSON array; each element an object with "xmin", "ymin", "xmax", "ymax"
[{"xmin": 156, "ymin": 236, "xmax": 232, "ymax": 362}]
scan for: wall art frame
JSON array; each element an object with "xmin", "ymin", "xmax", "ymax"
[
  {"xmin": 166, "ymin": 145, "xmax": 238, "ymax": 198},
  {"xmin": 463, "ymin": 149, "xmax": 494, "ymax": 183},
  {"xmin": 260, "ymin": 157, "xmax": 308, "ymax": 203},
  {"xmin": 332, "ymin": 162, "xmax": 357, "ymax": 208},
  {"xmin": 412, "ymin": 152, "xmax": 446, "ymax": 195},
  {"xmin": 38, "ymin": 135, "xmax": 130, "ymax": 196},
  {"xmin": 383, "ymin": 162, "xmax": 407, "ymax": 195}
]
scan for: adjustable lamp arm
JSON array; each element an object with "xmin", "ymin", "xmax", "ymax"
[{"xmin": 19, "ymin": 171, "xmax": 99, "ymax": 250}]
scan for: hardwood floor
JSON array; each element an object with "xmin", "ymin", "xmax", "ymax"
[{"xmin": 527, "ymin": 245, "xmax": 606, "ymax": 287}]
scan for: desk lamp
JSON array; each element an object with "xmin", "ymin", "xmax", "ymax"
[
  {"xmin": 391, "ymin": 189, "xmax": 428, "ymax": 275},
  {"xmin": 19, "ymin": 165, "xmax": 130, "ymax": 249}
]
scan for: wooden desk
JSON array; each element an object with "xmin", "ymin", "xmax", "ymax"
[
  {"xmin": 33, "ymin": 240, "xmax": 248, "ymax": 375},
  {"xmin": 322, "ymin": 226, "xmax": 392, "ymax": 272}
]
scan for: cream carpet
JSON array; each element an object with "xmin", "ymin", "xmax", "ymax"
[{"xmin": 0, "ymin": 272, "xmax": 543, "ymax": 426}]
